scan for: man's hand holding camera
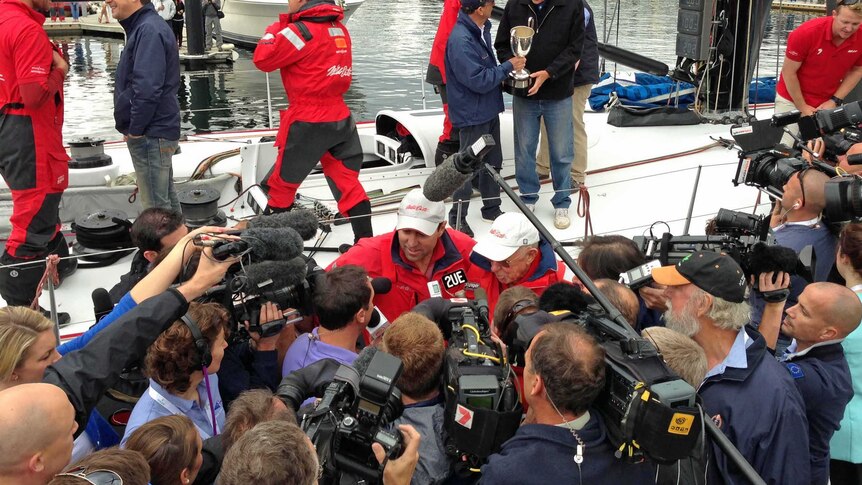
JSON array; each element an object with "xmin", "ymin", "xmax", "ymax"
[
  {"xmin": 756, "ymin": 270, "xmax": 791, "ymax": 350},
  {"xmin": 373, "ymin": 424, "xmax": 421, "ymax": 485}
]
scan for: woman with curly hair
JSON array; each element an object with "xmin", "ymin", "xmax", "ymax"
[{"xmin": 121, "ymin": 301, "xmax": 230, "ymax": 444}]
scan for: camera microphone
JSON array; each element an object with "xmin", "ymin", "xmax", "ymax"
[
  {"xmin": 771, "ymin": 110, "xmax": 802, "ymax": 127},
  {"xmin": 244, "ymin": 259, "xmax": 308, "ymax": 295},
  {"xmin": 474, "ymin": 287, "xmax": 490, "ymax": 326},
  {"xmin": 247, "ymin": 208, "xmax": 320, "ymax": 240},
  {"xmin": 202, "ymin": 227, "xmax": 304, "ymax": 261},
  {"xmin": 423, "ymin": 135, "xmax": 496, "ymax": 202}
]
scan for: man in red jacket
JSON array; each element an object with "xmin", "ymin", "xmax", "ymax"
[
  {"xmin": 0, "ymin": 0, "xmax": 76, "ymax": 311},
  {"xmin": 466, "ymin": 212, "xmax": 566, "ymax": 316},
  {"xmin": 426, "ymin": 0, "xmax": 461, "ymax": 166},
  {"xmin": 253, "ymin": 0, "xmax": 372, "ymax": 242},
  {"xmin": 329, "ymin": 189, "xmax": 476, "ymax": 322}
]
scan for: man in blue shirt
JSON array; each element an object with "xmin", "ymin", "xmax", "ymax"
[
  {"xmin": 653, "ymin": 251, "xmax": 812, "ymax": 484},
  {"xmin": 757, "ymin": 279, "xmax": 861, "ymax": 484},
  {"xmin": 282, "ymin": 265, "xmax": 375, "ymax": 376},
  {"xmin": 444, "ymin": 0, "xmax": 524, "ymax": 236}
]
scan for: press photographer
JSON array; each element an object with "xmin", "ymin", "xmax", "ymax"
[
  {"xmin": 380, "ymin": 313, "xmax": 452, "ymax": 485},
  {"xmin": 278, "ymin": 347, "xmax": 420, "ymax": 485},
  {"xmin": 480, "ymin": 323, "xmax": 656, "ymax": 484}
]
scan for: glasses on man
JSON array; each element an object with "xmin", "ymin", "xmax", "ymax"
[
  {"xmin": 494, "ymin": 247, "xmax": 532, "ymax": 269},
  {"xmin": 56, "ymin": 467, "xmax": 123, "ymax": 485}
]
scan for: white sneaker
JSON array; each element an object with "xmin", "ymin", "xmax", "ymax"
[
  {"xmin": 554, "ymin": 208, "xmax": 570, "ymax": 229},
  {"xmin": 525, "ymin": 204, "xmax": 536, "ymax": 213}
]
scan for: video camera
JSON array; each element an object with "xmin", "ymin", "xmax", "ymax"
[
  {"xmin": 302, "ymin": 350, "xmax": 405, "ymax": 484},
  {"xmin": 505, "ymin": 302, "xmax": 702, "ymax": 464},
  {"xmin": 772, "ymin": 100, "xmax": 862, "ymax": 143},
  {"xmin": 730, "ymin": 117, "xmax": 862, "ymax": 222},
  {"xmin": 440, "ymin": 297, "xmax": 522, "ymax": 474}
]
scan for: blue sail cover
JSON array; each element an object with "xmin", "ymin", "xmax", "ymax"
[{"xmin": 588, "ymin": 72, "xmax": 776, "ymax": 111}]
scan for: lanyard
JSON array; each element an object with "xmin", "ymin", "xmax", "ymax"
[{"xmin": 148, "ymin": 386, "xmax": 216, "ymax": 439}]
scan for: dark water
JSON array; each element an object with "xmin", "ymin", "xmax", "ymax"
[{"xmin": 57, "ymin": 0, "xmax": 823, "ymax": 141}]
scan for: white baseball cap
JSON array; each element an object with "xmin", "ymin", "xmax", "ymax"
[
  {"xmin": 473, "ymin": 213, "xmax": 540, "ymax": 261},
  {"xmin": 395, "ymin": 189, "xmax": 446, "ymax": 236}
]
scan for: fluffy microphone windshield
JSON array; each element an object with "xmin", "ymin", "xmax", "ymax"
[
  {"xmin": 248, "ymin": 209, "xmax": 319, "ymax": 241},
  {"xmin": 423, "ymin": 156, "xmax": 474, "ymax": 202},
  {"xmin": 244, "ymin": 258, "xmax": 309, "ymax": 291},
  {"xmin": 243, "ymin": 227, "xmax": 304, "ymax": 261}
]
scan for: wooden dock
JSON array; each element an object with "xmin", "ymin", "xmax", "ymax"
[
  {"xmin": 771, "ymin": 0, "xmax": 828, "ymax": 13},
  {"xmin": 44, "ymin": 15, "xmax": 237, "ymax": 65}
]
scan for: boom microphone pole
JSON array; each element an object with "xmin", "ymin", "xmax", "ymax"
[
  {"xmin": 483, "ymin": 161, "xmax": 767, "ymax": 485},
  {"xmin": 480, "ymin": 162, "xmax": 639, "ymax": 340},
  {"xmin": 704, "ymin": 416, "xmax": 767, "ymax": 485}
]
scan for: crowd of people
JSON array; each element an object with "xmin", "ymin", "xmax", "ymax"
[{"xmin": 4, "ymin": 0, "xmax": 862, "ymax": 482}]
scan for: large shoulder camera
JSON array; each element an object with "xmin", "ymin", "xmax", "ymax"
[
  {"xmin": 302, "ymin": 350, "xmax": 405, "ymax": 484},
  {"xmin": 731, "ymin": 114, "xmax": 862, "ymax": 222},
  {"xmin": 441, "ymin": 298, "xmax": 522, "ymax": 474}
]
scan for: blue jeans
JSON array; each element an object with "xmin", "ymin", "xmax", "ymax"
[
  {"xmin": 127, "ymin": 136, "xmax": 181, "ymax": 211},
  {"xmin": 513, "ymin": 95, "xmax": 573, "ymax": 209},
  {"xmin": 450, "ymin": 117, "xmax": 503, "ymax": 220}
]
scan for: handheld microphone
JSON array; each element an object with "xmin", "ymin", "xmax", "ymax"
[
  {"xmin": 371, "ymin": 277, "xmax": 392, "ymax": 295},
  {"xmin": 92, "ymin": 288, "xmax": 114, "ymax": 323},
  {"xmin": 247, "ymin": 208, "xmax": 320, "ymax": 241},
  {"xmin": 204, "ymin": 227, "xmax": 304, "ymax": 261},
  {"xmin": 366, "ymin": 307, "xmax": 391, "ymax": 341},
  {"xmin": 423, "ymin": 135, "xmax": 496, "ymax": 202}
]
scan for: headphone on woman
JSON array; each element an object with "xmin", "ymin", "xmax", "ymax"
[{"xmin": 181, "ymin": 313, "xmax": 212, "ymax": 368}]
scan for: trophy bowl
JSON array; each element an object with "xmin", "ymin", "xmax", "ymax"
[{"xmin": 505, "ymin": 25, "xmax": 535, "ymax": 95}]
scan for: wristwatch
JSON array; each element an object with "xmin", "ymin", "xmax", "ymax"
[{"xmin": 831, "ymin": 95, "xmax": 844, "ymax": 105}]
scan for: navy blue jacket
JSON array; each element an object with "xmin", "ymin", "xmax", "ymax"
[
  {"xmin": 494, "ymin": 0, "xmax": 585, "ymax": 100},
  {"xmin": 217, "ymin": 340, "xmax": 281, "ymax": 411},
  {"xmin": 572, "ymin": 2, "xmax": 599, "ymax": 88},
  {"xmin": 782, "ymin": 342, "xmax": 853, "ymax": 485},
  {"xmin": 480, "ymin": 412, "xmax": 656, "ymax": 484},
  {"xmin": 700, "ymin": 326, "xmax": 811, "ymax": 485},
  {"xmin": 774, "ymin": 222, "xmax": 837, "ymax": 283},
  {"xmin": 114, "ymin": 3, "xmax": 180, "ymax": 139},
  {"xmin": 444, "ymin": 12, "xmax": 512, "ymax": 128}
]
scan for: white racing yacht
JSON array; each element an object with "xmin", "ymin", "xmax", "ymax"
[{"xmin": 219, "ymin": 0, "xmax": 366, "ymax": 47}]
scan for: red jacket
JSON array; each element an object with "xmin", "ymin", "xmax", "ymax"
[
  {"xmin": 328, "ymin": 229, "xmax": 476, "ymax": 321},
  {"xmin": 464, "ymin": 239, "xmax": 567, "ymax": 317},
  {"xmin": 425, "ymin": 0, "xmax": 460, "ymax": 86},
  {"xmin": 252, "ymin": 0, "xmax": 352, "ymax": 145},
  {"xmin": 0, "ymin": 0, "xmax": 69, "ymax": 171}
]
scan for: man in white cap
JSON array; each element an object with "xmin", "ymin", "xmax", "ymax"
[
  {"xmin": 329, "ymin": 188, "xmax": 476, "ymax": 321},
  {"xmin": 465, "ymin": 212, "xmax": 566, "ymax": 316}
]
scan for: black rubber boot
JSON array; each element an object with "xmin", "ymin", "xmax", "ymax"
[
  {"xmin": 49, "ymin": 232, "xmax": 77, "ymax": 284},
  {"xmin": 346, "ymin": 200, "xmax": 373, "ymax": 243},
  {"xmin": 0, "ymin": 251, "xmax": 47, "ymax": 306},
  {"xmin": 434, "ymin": 139, "xmax": 461, "ymax": 167},
  {"xmin": 263, "ymin": 203, "xmax": 293, "ymax": 215}
]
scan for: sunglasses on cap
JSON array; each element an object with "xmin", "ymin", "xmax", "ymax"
[
  {"xmin": 56, "ymin": 467, "xmax": 123, "ymax": 485},
  {"xmin": 839, "ymin": 0, "xmax": 861, "ymax": 6}
]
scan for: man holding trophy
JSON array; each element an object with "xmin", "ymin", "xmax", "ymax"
[
  {"xmin": 444, "ymin": 0, "xmax": 525, "ymax": 236},
  {"xmin": 495, "ymin": 0, "xmax": 584, "ymax": 230}
]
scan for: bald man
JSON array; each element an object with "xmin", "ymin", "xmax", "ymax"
[
  {"xmin": 759, "ymin": 281, "xmax": 862, "ymax": 485},
  {"xmin": 751, "ymin": 167, "xmax": 837, "ymax": 332},
  {"xmin": 0, "ymin": 383, "xmax": 78, "ymax": 485}
]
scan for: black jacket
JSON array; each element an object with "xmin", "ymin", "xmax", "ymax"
[
  {"xmin": 42, "ymin": 288, "xmax": 189, "ymax": 435},
  {"xmin": 494, "ymin": 0, "xmax": 585, "ymax": 100},
  {"xmin": 573, "ymin": 1, "xmax": 598, "ymax": 88}
]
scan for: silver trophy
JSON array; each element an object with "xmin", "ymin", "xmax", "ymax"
[{"xmin": 506, "ymin": 20, "xmax": 534, "ymax": 94}]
